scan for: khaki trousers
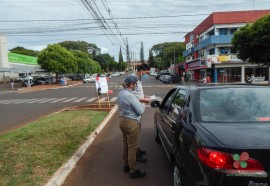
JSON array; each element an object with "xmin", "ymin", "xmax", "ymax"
[{"xmin": 119, "ymin": 117, "xmax": 140, "ymax": 173}]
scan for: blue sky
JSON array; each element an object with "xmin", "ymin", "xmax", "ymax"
[{"xmin": 1, "ymin": 0, "xmax": 270, "ymax": 60}]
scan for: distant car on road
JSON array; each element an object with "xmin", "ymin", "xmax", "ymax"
[
  {"xmin": 162, "ymin": 75, "xmax": 179, "ymax": 84},
  {"xmin": 156, "ymin": 72, "xmax": 170, "ymax": 80},
  {"xmin": 82, "ymin": 76, "xmax": 95, "ymax": 83},
  {"xmin": 151, "ymin": 85, "xmax": 270, "ymax": 186}
]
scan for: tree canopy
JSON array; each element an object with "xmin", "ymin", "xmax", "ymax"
[
  {"xmin": 150, "ymin": 42, "xmax": 185, "ymax": 69},
  {"xmin": 71, "ymin": 50, "xmax": 101, "ymax": 75},
  {"xmin": 10, "ymin": 46, "xmax": 39, "ymax": 57},
  {"xmin": 37, "ymin": 44, "xmax": 78, "ymax": 76},
  {"xmin": 140, "ymin": 41, "xmax": 145, "ymax": 63},
  {"xmin": 94, "ymin": 53, "xmax": 115, "ymax": 72},
  {"xmin": 232, "ymin": 14, "xmax": 270, "ymax": 66},
  {"xmin": 58, "ymin": 40, "xmax": 101, "ymax": 59}
]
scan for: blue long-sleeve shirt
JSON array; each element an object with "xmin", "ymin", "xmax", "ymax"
[{"xmin": 117, "ymin": 89, "xmax": 145, "ymax": 123}]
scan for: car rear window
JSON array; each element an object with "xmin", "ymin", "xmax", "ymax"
[{"xmin": 199, "ymin": 87, "xmax": 270, "ymax": 123}]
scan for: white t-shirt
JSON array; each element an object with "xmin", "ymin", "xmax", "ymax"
[{"xmin": 131, "ymin": 74, "xmax": 144, "ymax": 99}]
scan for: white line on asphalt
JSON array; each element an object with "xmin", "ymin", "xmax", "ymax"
[
  {"xmin": 74, "ymin": 97, "xmax": 89, "ymax": 102},
  {"xmin": 62, "ymin": 97, "xmax": 78, "ymax": 103},
  {"xmin": 85, "ymin": 97, "xmax": 96, "ymax": 102},
  {"xmin": 26, "ymin": 98, "xmax": 48, "ymax": 103},
  {"xmin": 50, "ymin": 98, "xmax": 68, "ymax": 103},
  {"xmin": 37, "ymin": 98, "xmax": 58, "ymax": 103}
]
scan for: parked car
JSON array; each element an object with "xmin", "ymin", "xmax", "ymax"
[
  {"xmin": 111, "ymin": 72, "xmax": 121, "ymax": 77},
  {"xmin": 163, "ymin": 75, "xmax": 180, "ymax": 84},
  {"xmin": 156, "ymin": 72, "xmax": 170, "ymax": 79},
  {"xmin": 82, "ymin": 76, "xmax": 95, "ymax": 83},
  {"xmin": 33, "ymin": 76, "xmax": 56, "ymax": 85},
  {"xmin": 151, "ymin": 85, "xmax": 270, "ymax": 186}
]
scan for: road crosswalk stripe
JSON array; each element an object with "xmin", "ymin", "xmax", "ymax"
[
  {"xmin": 0, "ymin": 96, "xmax": 118, "ymax": 105},
  {"xmin": 14, "ymin": 99, "xmax": 33, "ymax": 104},
  {"xmin": 38, "ymin": 98, "xmax": 58, "ymax": 103},
  {"xmin": 85, "ymin": 97, "xmax": 96, "ymax": 102},
  {"xmin": 50, "ymin": 98, "xmax": 68, "ymax": 103},
  {"xmin": 26, "ymin": 98, "xmax": 48, "ymax": 103},
  {"xmin": 110, "ymin": 97, "xmax": 117, "ymax": 102},
  {"xmin": 62, "ymin": 97, "xmax": 79, "ymax": 102},
  {"xmin": 74, "ymin": 97, "xmax": 88, "ymax": 102}
]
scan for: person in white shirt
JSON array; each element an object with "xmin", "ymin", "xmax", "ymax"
[{"xmin": 131, "ymin": 63, "xmax": 151, "ymax": 162}]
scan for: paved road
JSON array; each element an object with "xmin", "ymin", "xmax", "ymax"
[
  {"xmin": 62, "ymin": 108, "xmax": 173, "ymax": 186},
  {"xmin": 0, "ymin": 75, "xmax": 173, "ymax": 133}
]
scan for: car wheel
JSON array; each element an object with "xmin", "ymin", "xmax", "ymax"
[
  {"xmin": 170, "ymin": 80, "xmax": 173, "ymax": 84},
  {"xmin": 173, "ymin": 163, "xmax": 183, "ymax": 186},
  {"xmin": 154, "ymin": 120, "xmax": 161, "ymax": 143}
]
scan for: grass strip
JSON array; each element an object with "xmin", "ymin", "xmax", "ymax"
[{"xmin": 0, "ymin": 110, "xmax": 107, "ymax": 186}]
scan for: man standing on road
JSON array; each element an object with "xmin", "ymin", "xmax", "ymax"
[
  {"xmin": 117, "ymin": 75, "xmax": 146, "ymax": 179},
  {"xmin": 131, "ymin": 63, "xmax": 150, "ymax": 162},
  {"xmin": 10, "ymin": 78, "xmax": 14, "ymax": 89}
]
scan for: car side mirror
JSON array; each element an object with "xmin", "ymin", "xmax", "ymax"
[{"xmin": 151, "ymin": 100, "xmax": 160, "ymax": 108}]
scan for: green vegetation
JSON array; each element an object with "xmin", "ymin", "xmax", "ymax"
[
  {"xmin": 0, "ymin": 110, "xmax": 107, "ymax": 186},
  {"xmin": 232, "ymin": 14, "xmax": 270, "ymax": 66}
]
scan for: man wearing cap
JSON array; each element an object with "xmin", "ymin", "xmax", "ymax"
[{"xmin": 117, "ymin": 75, "xmax": 146, "ymax": 179}]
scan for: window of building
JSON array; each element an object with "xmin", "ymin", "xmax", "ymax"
[
  {"xmin": 190, "ymin": 34, "xmax": 194, "ymax": 42},
  {"xmin": 219, "ymin": 28, "xmax": 227, "ymax": 35},
  {"xmin": 220, "ymin": 47, "xmax": 228, "ymax": 54},
  {"xmin": 209, "ymin": 48, "xmax": 215, "ymax": 55},
  {"xmin": 230, "ymin": 28, "xmax": 237, "ymax": 35}
]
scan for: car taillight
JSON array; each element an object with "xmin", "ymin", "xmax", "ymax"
[
  {"xmin": 198, "ymin": 147, "xmax": 233, "ymax": 169},
  {"xmin": 197, "ymin": 147, "xmax": 267, "ymax": 177}
]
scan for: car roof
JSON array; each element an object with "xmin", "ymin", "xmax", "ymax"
[{"xmin": 174, "ymin": 83, "xmax": 268, "ymax": 91}]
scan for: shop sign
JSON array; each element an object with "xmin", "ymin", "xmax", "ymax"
[
  {"xmin": 207, "ymin": 55, "xmax": 221, "ymax": 64},
  {"xmin": 188, "ymin": 61, "xmax": 200, "ymax": 68},
  {"xmin": 207, "ymin": 54, "xmax": 243, "ymax": 63}
]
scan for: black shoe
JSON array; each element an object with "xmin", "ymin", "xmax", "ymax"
[
  {"xmin": 137, "ymin": 148, "xmax": 146, "ymax": 155},
  {"xmin": 136, "ymin": 156, "xmax": 147, "ymax": 163},
  {"xmin": 130, "ymin": 169, "xmax": 146, "ymax": 179},
  {"xmin": 123, "ymin": 165, "xmax": 130, "ymax": 173}
]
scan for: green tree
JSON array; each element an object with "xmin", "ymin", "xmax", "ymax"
[
  {"xmin": 10, "ymin": 46, "xmax": 39, "ymax": 57},
  {"xmin": 140, "ymin": 41, "xmax": 145, "ymax": 63},
  {"xmin": 151, "ymin": 42, "xmax": 185, "ymax": 68},
  {"xmin": 232, "ymin": 14, "xmax": 270, "ymax": 66},
  {"xmin": 58, "ymin": 41, "xmax": 101, "ymax": 59},
  {"xmin": 120, "ymin": 62, "xmax": 127, "ymax": 71},
  {"xmin": 37, "ymin": 44, "xmax": 78, "ymax": 79},
  {"xmin": 94, "ymin": 53, "xmax": 115, "ymax": 72},
  {"xmin": 118, "ymin": 46, "xmax": 124, "ymax": 70},
  {"xmin": 108, "ymin": 61, "xmax": 118, "ymax": 71},
  {"xmin": 148, "ymin": 49, "xmax": 155, "ymax": 67},
  {"xmin": 71, "ymin": 50, "xmax": 100, "ymax": 76}
]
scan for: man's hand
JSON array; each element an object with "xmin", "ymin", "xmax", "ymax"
[{"xmin": 139, "ymin": 98, "xmax": 151, "ymax": 103}]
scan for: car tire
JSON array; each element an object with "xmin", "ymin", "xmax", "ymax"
[
  {"xmin": 154, "ymin": 120, "xmax": 161, "ymax": 143},
  {"xmin": 173, "ymin": 163, "xmax": 183, "ymax": 186},
  {"xmin": 170, "ymin": 80, "xmax": 173, "ymax": 84}
]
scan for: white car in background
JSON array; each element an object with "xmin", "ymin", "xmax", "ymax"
[
  {"xmin": 82, "ymin": 76, "xmax": 96, "ymax": 83},
  {"xmin": 111, "ymin": 72, "xmax": 121, "ymax": 77}
]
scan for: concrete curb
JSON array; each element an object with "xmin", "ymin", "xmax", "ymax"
[{"xmin": 45, "ymin": 105, "xmax": 118, "ymax": 186}]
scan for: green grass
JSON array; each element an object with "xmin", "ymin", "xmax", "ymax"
[{"xmin": 0, "ymin": 110, "xmax": 107, "ymax": 186}]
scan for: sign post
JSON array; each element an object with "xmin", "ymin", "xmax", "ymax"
[{"xmin": 95, "ymin": 77, "xmax": 110, "ymax": 108}]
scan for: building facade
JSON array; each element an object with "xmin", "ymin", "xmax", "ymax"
[{"xmin": 182, "ymin": 10, "xmax": 270, "ymax": 83}]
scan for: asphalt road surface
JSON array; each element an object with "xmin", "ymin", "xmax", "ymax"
[{"xmin": 0, "ymin": 75, "xmax": 173, "ymax": 134}]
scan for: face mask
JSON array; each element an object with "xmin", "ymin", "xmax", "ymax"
[{"xmin": 141, "ymin": 74, "xmax": 149, "ymax": 80}]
